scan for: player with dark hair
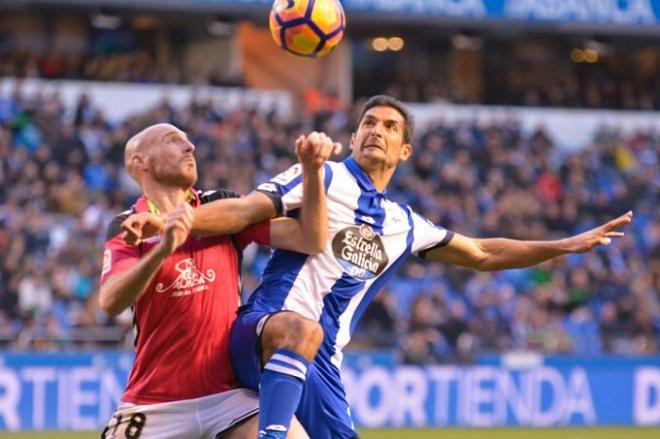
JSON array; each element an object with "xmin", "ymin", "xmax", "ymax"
[
  {"xmin": 100, "ymin": 123, "xmax": 339, "ymax": 439},
  {"xmin": 124, "ymin": 96, "xmax": 632, "ymax": 439},
  {"xmin": 232, "ymin": 94, "xmax": 631, "ymax": 439}
]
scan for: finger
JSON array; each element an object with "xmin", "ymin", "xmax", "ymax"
[
  {"xmin": 598, "ymin": 237, "xmax": 612, "ymax": 246},
  {"xmin": 121, "ymin": 230, "xmax": 141, "ymax": 246},
  {"xmin": 299, "ymin": 135, "xmax": 313, "ymax": 154},
  {"xmin": 121, "ymin": 218, "xmax": 138, "ymax": 231},
  {"xmin": 172, "ymin": 218, "xmax": 188, "ymax": 230},
  {"xmin": 167, "ymin": 218, "xmax": 186, "ymax": 235},
  {"xmin": 332, "ymin": 142, "xmax": 342, "ymax": 155},
  {"xmin": 120, "ymin": 222, "xmax": 135, "ymax": 234},
  {"xmin": 605, "ymin": 232, "xmax": 624, "ymax": 238},
  {"xmin": 169, "ymin": 210, "xmax": 191, "ymax": 228},
  {"xmin": 183, "ymin": 208, "xmax": 194, "ymax": 223},
  {"xmin": 319, "ymin": 132, "xmax": 331, "ymax": 146},
  {"xmin": 181, "ymin": 212, "xmax": 193, "ymax": 230},
  {"xmin": 121, "ymin": 222, "xmax": 141, "ymax": 239},
  {"xmin": 320, "ymin": 134, "xmax": 334, "ymax": 154},
  {"xmin": 605, "ymin": 211, "xmax": 633, "ymax": 230},
  {"xmin": 295, "ymin": 135, "xmax": 305, "ymax": 153},
  {"xmin": 307, "ymin": 132, "xmax": 321, "ymax": 147}
]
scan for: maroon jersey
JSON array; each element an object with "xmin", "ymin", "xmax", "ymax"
[{"xmin": 101, "ymin": 189, "xmax": 270, "ymax": 404}]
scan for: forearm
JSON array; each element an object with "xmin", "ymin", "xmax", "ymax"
[
  {"xmin": 476, "ymin": 238, "xmax": 569, "ymax": 271},
  {"xmin": 298, "ymin": 166, "xmax": 327, "ymax": 253},
  {"xmin": 191, "ymin": 193, "xmax": 277, "ymax": 236},
  {"xmin": 99, "ymin": 244, "xmax": 169, "ymax": 316}
]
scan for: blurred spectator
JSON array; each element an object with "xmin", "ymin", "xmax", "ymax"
[{"xmin": 0, "ymin": 84, "xmax": 657, "ymax": 360}]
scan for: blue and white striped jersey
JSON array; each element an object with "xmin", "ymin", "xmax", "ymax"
[{"xmin": 250, "ymin": 157, "xmax": 454, "ymax": 368}]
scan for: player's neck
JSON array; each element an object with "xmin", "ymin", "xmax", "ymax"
[
  {"xmin": 141, "ymin": 180, "xmax": 192, "ymax": 215},
  {"xmin": 364, "ymin": 166, "xmax": 394, "ymax": 193}
]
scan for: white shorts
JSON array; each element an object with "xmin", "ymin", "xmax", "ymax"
[{"xmin": 101, "ymin": 388, "xmax": 259, "ymax": 439}]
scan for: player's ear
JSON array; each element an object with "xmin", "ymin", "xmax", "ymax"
[
  {"xmin": 132, "ymin": 152, "xmax": 148, "ymax": 171},
  {"xmin": 399, "ymin": 143, "xmax": 412, "ymax": 161},
  {"xmin": 349, "ymin": 133, "xmax": 356, "ymax": 151}
]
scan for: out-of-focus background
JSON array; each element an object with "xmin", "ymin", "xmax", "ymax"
[{"xmin": 0, "ymin": 0, "xmax": 658, "ymax": 434}]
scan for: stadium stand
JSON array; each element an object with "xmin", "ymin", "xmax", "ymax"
[{"xmin": 1, "ymin": 84, "xmax": 657, "ymax": 359}]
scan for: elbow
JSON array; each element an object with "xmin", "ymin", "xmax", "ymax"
[
  {"xmin": 99, "ymin": 289, "xmax": 124, "ymax": 317},
  {"xmin": 307, "ymin": 241, "xmax": 326, "ymax": 255},
  {"xmin": 472, "ymin": 253, "xmax": 493, "ymax": 272},
  {"xmin": 308, "ymin": 230, "xmax": 328, "ymax": 254},
  {"xmin": 298, "ymin": 238, "xmax": 325, "ymax": 255}
]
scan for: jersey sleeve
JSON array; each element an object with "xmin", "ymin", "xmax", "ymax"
[
  {"xmin": 101, "ymin": 213, "xmax": 141, "ymax": 284},
  {"xmin": 255, "ymin": 162, "xmax": 333, "ymax": 216},
  {"xmin": 409, "ymin": 210, "xmax": 455, "ymax": 259},
  {"xmin": 198, "ymin": 188, "xmax": 241, "ymax": 203},
  {"xmin": 255, "ymin": 163, "xmax": 304, "ymax": 216},
  {"xmin": 235, "ymin": 220, "xmax": 271, "ymax": 250}
]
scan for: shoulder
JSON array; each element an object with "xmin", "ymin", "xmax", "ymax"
[
  {"xmin": 198, "ymin": 188, "xmax": 241, "ymax": 204},
  {"xmin": 390, "ymin": 202, "xmax": 438, "ymax": 229},
  {"xmin": 325, "ymin": 160, "xmax": 342, "ymax": 171},
  {"xmin": 105, "ymin": 208, "xmax": 135, "ymax": 242},
  {"xmin": 325, "ymin": 161, "xmax": 354, "ymax": 187}
]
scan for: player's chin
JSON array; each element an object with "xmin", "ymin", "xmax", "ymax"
[
  {"xmin": 177, "ymin": 170, "xmax": 197, "ymax": 187},
  {"xmin": 358, "ymin": 147, "xmax": 385, "ymax": 161}
]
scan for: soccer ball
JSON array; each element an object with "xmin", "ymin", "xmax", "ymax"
[{"xmin": 269, "ymin": 0, "xmax": 346, "ymax": 58}]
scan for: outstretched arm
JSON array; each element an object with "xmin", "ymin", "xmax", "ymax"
[{"xmin": 425, "ymin": 211, "xmax": 632, "ymax": 271}]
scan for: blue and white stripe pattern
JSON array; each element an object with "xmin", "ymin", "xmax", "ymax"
[
  {"xmin": 251, "ymin": 157, "xmax": 453, "ymax": 369},
  {"xmin": 263, "ymin": 350, "xmax": 309, "ymax": 381}
]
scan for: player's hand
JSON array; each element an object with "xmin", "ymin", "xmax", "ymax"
[
  {"xmin": 296, "ymin": 131, "xmax": 342, "ymax": 171},
  {"xmin": 158, "ymin": 204, "xmax": 194, "ymax": 256},
  {"xmin": 121, "ymin": 213, "xmax": 166, "ymax": 246},
  {"xmin": 561, "ymin": 211, "xmax": 633, "ymax": 253}
]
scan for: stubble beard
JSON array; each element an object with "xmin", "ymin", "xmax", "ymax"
[{"xmin": 151, "ymin": 162, "xmax": 197, "ymax": 189}]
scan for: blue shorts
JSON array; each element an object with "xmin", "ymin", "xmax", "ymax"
[{"xmin": 229, "ymin": 309, "xmax": 359, "ymax": 439}]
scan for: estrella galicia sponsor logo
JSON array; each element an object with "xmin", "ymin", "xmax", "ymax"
[{"xmin": 332, "ymin": 224, "xmax": 389, "ymax": 280}]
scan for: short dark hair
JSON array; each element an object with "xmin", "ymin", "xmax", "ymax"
[{"xmin": 355, "ymin": 95, "xmax": 415, "ymax": 144}]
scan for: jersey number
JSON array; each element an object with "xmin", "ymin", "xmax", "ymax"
[{"xmin": 101, "ymin": 413, "xmax": 146, "ymax": 439}]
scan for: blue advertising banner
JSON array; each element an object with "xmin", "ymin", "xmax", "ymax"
[
  {"xmin": 0, "ymin": 352, "xmax": 658, "ymax": 430},
  {"xmin": 196, "ymin": 0, "xmax": 660, "ymax": 26},
  {"xmin": 346, "ymin": 0, "xmax": 660, "ymax": 25},
  {"xmin": 0, "ymin": 352, "xmax": 132, "ymax": 431},
  {"xmin": 341, "ymin": 353, "xmax": 660, "ymax": 427}
]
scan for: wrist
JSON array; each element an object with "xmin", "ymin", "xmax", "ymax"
[
  {"xmin": 554, "ymin": 238, "xmax": 572, "ymax": 254},
  {"xmin": 153, "ymin": 240, "xmax": 174, "ymax": 259},
  {"xmin": 301, "ymin": 162, "xmax": 323, "ymax": 173}
]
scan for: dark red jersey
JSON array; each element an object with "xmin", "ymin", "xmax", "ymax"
[{"xmin": 101, "ymin": 189, "xmax": 270, "ymax": 404}]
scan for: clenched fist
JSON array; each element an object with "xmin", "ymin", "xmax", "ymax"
[{"xmin": 295, "ymin": 131, "xmax": 342, "ymax": 171}]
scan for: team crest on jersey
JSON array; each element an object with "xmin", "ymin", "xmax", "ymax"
[
  {"xmin": 101, "ymin": 249, "xmax": 111, "ymax": 277},
  {"xmin": 332, "ymin": 225, "xmax": 389, "ymax": 280},
  {"xmin": 155, "ymin": 258, "xmax": 216, "ymax": 297}
]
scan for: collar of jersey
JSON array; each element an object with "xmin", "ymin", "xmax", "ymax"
[
  {"xmin": 343, "ymin": 157, "xmax": 387, "ymax": 196},
  {"xmin": 135, "ymin": 188, "xmax": 200, "ymax": 214}
]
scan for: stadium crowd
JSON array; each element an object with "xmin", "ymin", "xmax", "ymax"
[
  {"xmin": 0, "ymin": 51, "xmax": 243, "ymax": 87},
  {"xmin": 381, "ymin": 72, "xmax": 660, "ymax": 110},
  {"xmin": 3, "ymin": 48, "xmax": 658, "ymax": 110},
  {"xmin": 0, "ymin": 84, "xmax": 658, "ymax": 361}
]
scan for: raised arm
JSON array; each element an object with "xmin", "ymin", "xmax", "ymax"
[
  {"xmin": 424, "ymin": 211, "xmax": 632, "ymax": 271},
  {"xmin": 100, "ymin": 204, "xmax": 193, "ymax": 316},
  {"xmin": 270, "ymin": 132, "xmax": 341, "ymax": 253}
]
